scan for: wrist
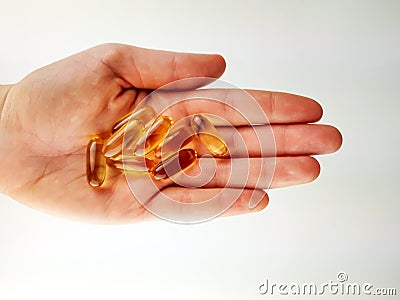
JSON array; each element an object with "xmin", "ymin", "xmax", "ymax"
[
  {"xmin": 0, "ymin": 84, "xmax": 15, "ymax": 195},
  {"xmin": 0, "ymin": 84, "xmax": 13, "ymax": 120}
]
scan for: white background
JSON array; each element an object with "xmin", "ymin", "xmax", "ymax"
[{"xmin": 0, "ymin": 1, "xmax": 399, "ymax": 299}]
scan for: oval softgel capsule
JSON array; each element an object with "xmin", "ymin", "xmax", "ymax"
[
  {"xmin": 103, "ymin": 119, "xmax": 144, "ymax": 158},
  {"xmin": 154, "ymin": 125, "xmax": 195, "ymax": 158},
  {"xmin": 152, "ymin": 148, "xmax": 197, "ymax": 180},
  {"xmin": 86, "ymin": 136, "xmax": 106, "ymax": 187},
  {"xmin": 134, "ymin": 116, "xmax": 174, "ymax": 156},
  {"xmin": 191, "ymin": 114, "xmax": 228, "ymax": 157},
  {"xmin": 111, "ymin": 105, "xmax": 156, "ymax": 134}
]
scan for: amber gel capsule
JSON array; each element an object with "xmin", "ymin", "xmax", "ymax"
[
  {"xmin": 191, "ymin": 114, "xmax": 228, "ymax": 157},
  {"xmin": 107, "ymin": 155, "xmax": 155, "ymax": 173},
  {"xmin": 134, "ymin": 116, "xmax": 174, "ymax": 156},
  {"xmin": 112, "ymin": 105, "xmax": 156, "ymax": 134},
  {"xmin": 152, "ymin": 149, "xmax": 197, "ymax": 180},
  {"xmin": 86, "ymin": 137, "xmax": 106, "ymax": 187},
  {"xmin": 154, "ymin": 125, "xmax": 195, "ymax": 158},
  {"xmin": 103, "ymin": 119, "xmax": 144, "ymax": 158}
]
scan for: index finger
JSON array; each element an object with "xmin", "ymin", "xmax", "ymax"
[{"xmin": 145, "ymin": 89, "xmax": 323, "ymax": 125}]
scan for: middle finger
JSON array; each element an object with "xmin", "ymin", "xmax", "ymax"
[{"xmin": 209, "ymin": 124, "xmax": 342, "ymax": 157}]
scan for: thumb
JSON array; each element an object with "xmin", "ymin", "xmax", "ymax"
[{"xmin": 88, "ymin": 43, "xmax": 226, "ymax": 89}]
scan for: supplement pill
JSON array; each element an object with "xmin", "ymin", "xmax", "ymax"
[
  {"xmin": 134, "ymin": 116, "xmax": 174, "ymax": 156},
  {"xmin": 154, "ymin": 125, "xmax": 195, "ymax": 158},
  {"xmin": 107, "ymin": 155, "xmax": 155, "ymax": 173},
  {"xmin": 86, "ymin": 137, "xmax": 106, "ymax": 187},
  {"xmin": 191, "ymin": 114, "xmax": 228, "ymax": 157},
  {"xmin": 103, "ymin": 119, "xmax": 144, "ymax": 158},
  {"xmin": 152, "ymin": 148, "xmax": 197, "ymax": 180},
  {"xmin": 112, "ymin": 105, "xmax": 156, "ymax": 134}
]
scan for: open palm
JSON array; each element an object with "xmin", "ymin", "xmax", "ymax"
[{"xmin": 0, "ymin": 44, "xmax": 342, "ymax": 223}]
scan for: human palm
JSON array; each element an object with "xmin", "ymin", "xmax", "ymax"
[{"xmin": 0, "ymin": 44, "xmax": 342, "ymax": 223}]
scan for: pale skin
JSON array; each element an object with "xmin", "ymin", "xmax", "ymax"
[{"xmin": 0, "ymin": 44, "xmax": 342, "ymax": 224}]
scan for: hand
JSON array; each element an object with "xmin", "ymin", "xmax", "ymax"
[{"xmin": 0, "ymin": 44, "xmax": 342, "ymax": 223}]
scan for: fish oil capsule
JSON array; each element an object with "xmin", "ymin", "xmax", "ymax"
[
  {"xmin": 103, "ymin": 119, "xmax": 144, "ymax": 158},
  {"xmin": 112, "ymin": 105, "xmax": 156, "ymax": 134},
  {"xmin": 154, "ymin": 125, "xmax": 195, "ymax": 158},
  {"xmin": 191, "ymin": 114, "xmax": 229, "ymax": 157},
  {"xmin": 134, "ymin": 116, "xmax": 174, "ymax": 156},
  {"xmin": 152, "ymin": 149, "xmax": 197, "ymax": 180},
  {"xmin": 86, "ymin": 136, "xmax": 106, "ymax": 187},
  {"xmin": 107, "ymin": 155, "xmax": 155, "ymax": 173}
]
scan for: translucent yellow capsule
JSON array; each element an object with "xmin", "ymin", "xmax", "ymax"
[
  {"xmin": 191, "ymin": 114, "xmax": 228, "ymax": 157},
  {"xmin": 152, "ymin": 149, "xmax": 197, "ymax": 180},
  {"xmin": 107, "ymin": 155, "xmax": 155, "ymax": 173},
  {"xmin": 112, "ymin": 105, "xmax": 156, "ymax": 134},
  {"xmin": 103, "ymin": 119, "xmax": 144, "ymax": 158},
  {"xmin": 134, "ymin": 116, "xmax": 174, "ymax": 156},
  {"xmin": 86, "ymin": 136, "xmax": 106, "ymax": 187},
  {"xmin": 154, "ymin": 125, "xmax": 195, "ymax": 158}
]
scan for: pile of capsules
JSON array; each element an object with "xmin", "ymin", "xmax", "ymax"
[{"xmin": 86, "ymin": 105, "xmax": 229, "ymax": 187}]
